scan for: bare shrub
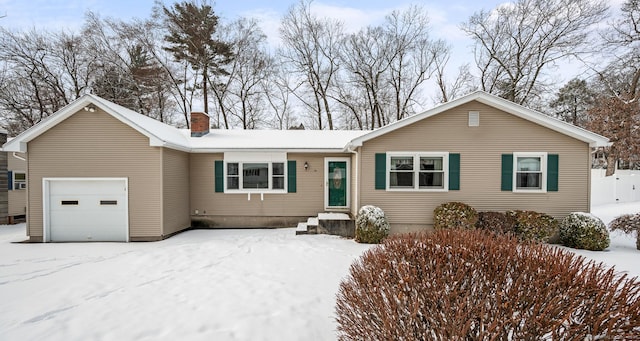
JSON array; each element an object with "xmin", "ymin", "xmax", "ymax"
[
  {"xmin": 609, "ymin": 213, "xmax": 640, "ymax": 250},
  {"xmin": 336, "ymin": 229, "xmax": 640, "ymax": 340},
  {"xmin": 433, "ymin": 202, "xmax": 478, "ymax": 230}
]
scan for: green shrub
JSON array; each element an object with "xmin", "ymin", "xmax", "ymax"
[
  {"xmin": 475, "ymin": 211, "xmax": 517, "ymax": 235},
  {"xmin": 559, "ymin": 212, "xmax": 610, "ymax": 251},
  {"xmin": 433, "ymin": 202, "xmax": 478, "ymax": 230},
  {"xmin": 609, "ymin": 213, "xmax": 640, "ymax": 250},
  {"xmin": 507, "ymin": 210, "xmax": 559, "ymax": 243},
  {"xmin": 336, "ymin": 229, "xmax": 640, "ymax": 340},
  {"xmin": 355, "ymin": 205, "xmax": 390, "ymax": 244}
]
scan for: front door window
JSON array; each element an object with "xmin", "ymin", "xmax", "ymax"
[{"xmin": 328, "ymin": 160, "xmax": 348, "ymax": 207}]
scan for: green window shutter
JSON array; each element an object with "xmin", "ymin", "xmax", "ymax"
[
  {"xmin": 547, "ymin": 154, "xmax": 559, "ymax": 192},
  {"xmin": 287, "ymin": 160, "xmax": 297, "ymax": 193},
  {"xmin": 449, "ymin": 153, "xmax": 460, "ymax": 190},
  {"xmin": 7, "ymin": 171, "xmax": 12, "ymax": 191},
  {"xmin": 214, "ymin": 160, "xmax": 223, "ymax": 193},
  {"xmin": 501, "ymin": 154, "xmax": 513, "ymax": 191},
  {"xmin": 375, "ymin": 153, "xmax": 386, "ymax": 190}
]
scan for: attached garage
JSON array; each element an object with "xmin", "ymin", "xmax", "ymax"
[{"xmin": 43, "ymin": 178, "xmax": 129, "ymax": 242}]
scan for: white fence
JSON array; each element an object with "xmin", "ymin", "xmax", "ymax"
[{"xmin": 591, "ymin": 169, "xmax": 640, "ymax": 206}]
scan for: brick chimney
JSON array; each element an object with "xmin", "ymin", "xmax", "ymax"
[{"xmin": 190, "ymin": 112, "xmax": 210, "ymax": 137}]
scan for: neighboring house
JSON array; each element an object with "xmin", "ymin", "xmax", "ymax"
[
  {"xmin": 7, "ymin": 146, "xmax": 27, "ymax": 223},
  {"xmin": 2, "ymin": 91, "xmax": 609, "ymax": 242},
  {"xmin": 0, "ymin": 129, "xmax": 7, "ymax": 224}
]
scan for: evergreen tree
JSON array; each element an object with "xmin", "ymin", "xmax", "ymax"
[
  {"xmin": 162, "ymin": 0, "xmax": 232, "ymax": 120},
  {"xmin": 550, "ymin": 78, "xmax": 595, "ymax": 127}
]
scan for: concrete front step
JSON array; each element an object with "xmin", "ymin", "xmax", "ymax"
[
  {"xmin": 295, "ymin": 222, "xmax": 308, "ymax": 235},
  {"xmin": 318, "ymin": 213, "xmax": 355, "ymax": 238},
  {"xmin": 296, "ymin": 213, "xmax": 354, "ymax": 238}
]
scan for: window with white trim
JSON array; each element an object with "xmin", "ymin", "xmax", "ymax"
[
  {"xmin": 13, "ymin": 171, "xmax": 26, "ymax": 190},
  {"xmin": 225, "ymin": 162, "xmax": 286, "ymax": 192},
  {"xmin": 514, "ymin": 152, "xmax": 547, "ymax": 192},
  {"xmin": 388, "ymin": 152, "xmax": 448, "ymax": 191}
]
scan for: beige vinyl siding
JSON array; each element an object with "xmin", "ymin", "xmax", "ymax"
[
  {"xmin": 8, "ymin": 153, "xmax": 27, "ymax": 217},
  {"xmin": 162, "ymin": 148, "xmax": 191, "ymax": 236},
  {"xmin": 27, "ymin": 109, "xmax": 162, "ymax": 238},
  {"xmin": 190, "ymin": 152, "xmax": 351, "ymax": 224},
  {"xmin": 359, "ymin": 101, "xmax": 590, "ymax": 232}
]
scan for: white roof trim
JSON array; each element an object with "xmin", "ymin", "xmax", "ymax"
[
  {"xmin": 2, "ymin": 94, "xmax": 191, "ymax": 153},
  {"xmin": 348, "ymin": 91, "xmax": 609, "ymax": 148}
]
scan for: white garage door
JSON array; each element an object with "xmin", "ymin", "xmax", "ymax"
[{"xmin": 45, "ymin": 178, "xmax": 128, "ymax": 242}]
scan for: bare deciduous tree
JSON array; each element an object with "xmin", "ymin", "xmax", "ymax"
[
  {"xmin": 262, "ymin": 62, "xmax": 296, "ymax": 130},
  {"xmin": 386, "ymin": 6, "xmax": 447, "ymax": 121},
  {"xmin": 461, "ymin": 0, "xmax": 608, "ymax": 105},
  {"xmin": 588, "ymin": 0, "xmax": 640, "ymax": 175},
  {"xmin": 433, "ymin": 51, "xmax": 475, "ymax": 104},
  {"xmin": 337, "ymin": 25, "xmax": 392, "ymax": 129},
  {"xmin": 335, "ymin": 5, "xmax": 448, "ymax": 129},
  {"xmin": 84, "ymin": 13, "xmax": 176, "ymax": 124},
  {"xmin": 279, "ymin": 0, "xmax": 342, "ymax": 130},
  {"xmin": 0, "ymin": 27, "xmax": 95, "ymax": 134},
  {"xmin": 211, "ymin": 18, "xmax": 272, "ymax": 129}
]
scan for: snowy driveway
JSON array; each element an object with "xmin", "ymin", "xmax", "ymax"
[
  {"xmin": 1, "ymin": 202, "xmax": 639, "ymax": 341},
  {"xmin": 0, "ymin": 227, "xmax": 371, "ymax": 340}
]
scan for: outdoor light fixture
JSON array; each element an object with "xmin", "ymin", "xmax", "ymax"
[
  {"xmin": 83, "ymin": 105, "xmax": 96, "ymax": 112},
  {"xmin": 304, "ymin": 161, "xmax": 309, "ymax": 170}
]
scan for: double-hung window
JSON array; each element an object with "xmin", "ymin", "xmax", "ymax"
[
  {"xmin": 223, "ymin": 152, "xmax": 288, "ymax": 193},
  {"xmin": 513, "ymin": 152, "xmax": 547, "ymax": 192},
  {"xmin": 12, "ymin": 171, "xmax": 26, "ymax": 190},
  {"xmin": 388, "ymin": 152, "xmax": 448, "ymax": 191},
  {"xmin": 225, "ymin": 162, "xmax": 285, "ymax": 191}
]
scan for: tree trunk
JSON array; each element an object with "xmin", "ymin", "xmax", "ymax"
[
  {"xmin": 203, "ymin": 64, "xmax": 208, "ymax": 114},
  {"xmin": 606, "ymin": 151, "xmax": 617, "ymax": 177}
]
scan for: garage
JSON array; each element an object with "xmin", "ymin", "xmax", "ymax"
[{"xmin": 44, "ymin": 178, "xmax": 129, "ymax": 242}]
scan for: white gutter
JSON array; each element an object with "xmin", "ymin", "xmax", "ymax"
[{"xmin": 12, "ymin": 152, "xmax": 26, "ymax": 161}]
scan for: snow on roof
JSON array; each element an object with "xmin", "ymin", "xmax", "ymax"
[
  {"xmin": 184, "ymin": 129, "xmax": 368, "ymax": 152},
  {"xmin": 1, "ymin": 94, "xmax": 369, "ymax": 153}
]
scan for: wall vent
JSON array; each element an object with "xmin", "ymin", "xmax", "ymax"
[{"xmin": 468, "ymin": 111, "xmax": 480, "ymax": 127}]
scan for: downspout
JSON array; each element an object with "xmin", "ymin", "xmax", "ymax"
[
  {"xmin": 12, "ymin": 152, "xmax": 26, "ymax": 161},
  {"xmin": 346, "ymin": 143, "xmax": 359, "ymax": 216}
]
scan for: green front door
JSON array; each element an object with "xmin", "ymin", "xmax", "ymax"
[{"xmin": 327, "ymin": 160, "xmax": 348, "ymax": 207}]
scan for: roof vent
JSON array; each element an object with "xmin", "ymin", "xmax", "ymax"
[{"xmin": 468, "ymin": 111, "xmax": 479, "ymax": 127}]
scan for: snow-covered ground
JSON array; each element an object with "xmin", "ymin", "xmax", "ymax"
[{"xmin": 0, "ymin": 203, "xmax": 638, "ymax": 340}]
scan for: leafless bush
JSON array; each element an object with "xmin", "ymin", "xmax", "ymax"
[
  {"xmin": 336, "ymin": 229, "xmax": 640, "ymax": 340},
  {"xmin": 609, "ymin": 213, "xmax": 640, "ymax": 250}
]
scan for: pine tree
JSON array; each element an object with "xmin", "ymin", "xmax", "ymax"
[{"xmin": 162, "ymin": 1, "xmax": 232, "ymax": 120}]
